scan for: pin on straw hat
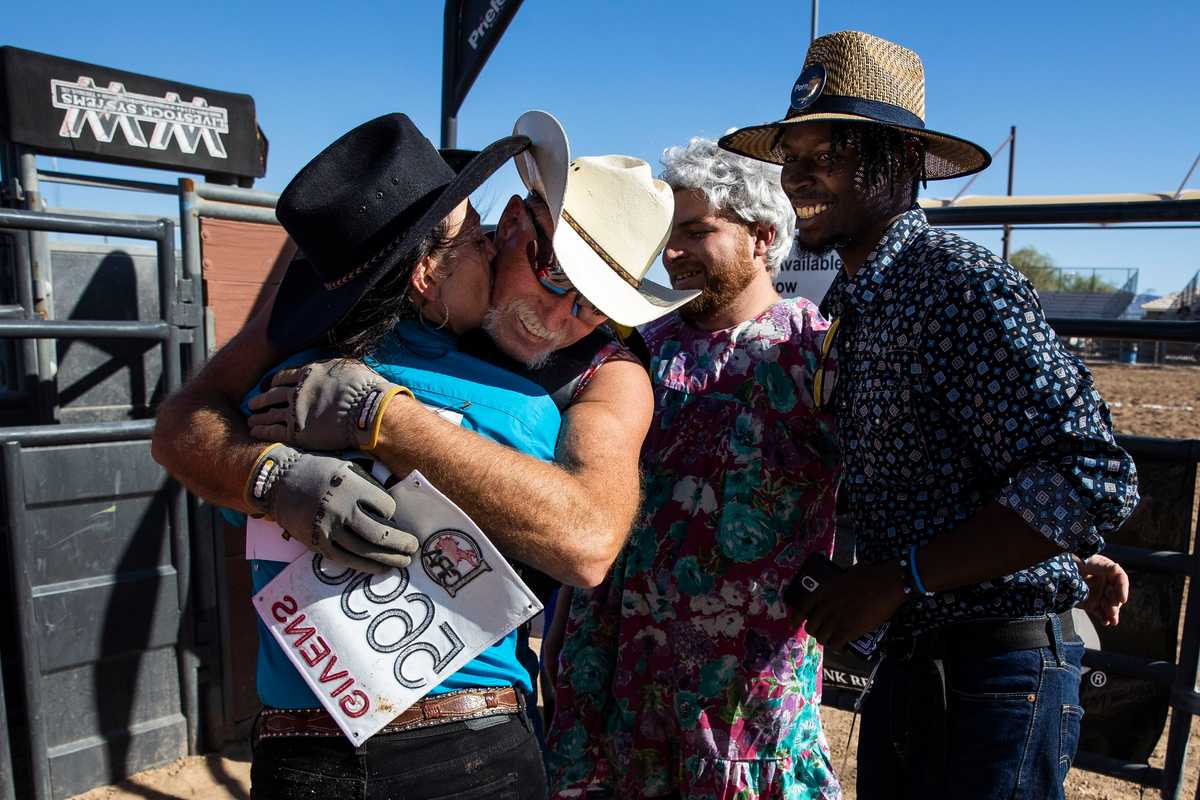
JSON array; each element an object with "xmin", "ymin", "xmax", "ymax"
[
  {"xmin": 513, "ymin": 110, "xmax": 698, "ymax": 327},
  {"xmin": 719, "ymin": 30, "xmax": 991, "ymax": 180}
]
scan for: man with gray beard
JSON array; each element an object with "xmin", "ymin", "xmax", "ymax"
[{"xmin": 474, "ymin": 193, "xmax": 619, "ymax": 371}]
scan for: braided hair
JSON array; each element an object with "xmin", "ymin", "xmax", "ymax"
[{"xmin": 830, "ymin": 121, "xmax": 927, "ymax": 204}]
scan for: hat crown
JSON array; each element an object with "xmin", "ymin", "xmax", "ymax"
[
  {"xmin": 560, "ymin": 155, "xmax": 673, "ymax": 283},
  {"xmin": 717, "ymin": 30, "xmax": 990, "ymax": 181},
  {"xmin": 276, "ymin": 113, "xmax": 456, "ymax": 284},
  {"xmin": 803, "ymin": 30, "xmax": 926, "ymax": 122}
]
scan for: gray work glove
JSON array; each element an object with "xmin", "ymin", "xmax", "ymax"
[
  {"xmin": 247, "ymin": 359, "xmax": 411, "ymax": 452},
  {"xmin": 244, "ymin": 443, "xmax": 418, "ymax": 575}
]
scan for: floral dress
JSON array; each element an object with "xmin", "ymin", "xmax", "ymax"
[{"xmin": 547, "ymin": 298, "xmax": 843, "ymax": 800}]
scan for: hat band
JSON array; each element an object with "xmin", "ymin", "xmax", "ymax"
[
  {"xmin": 788, "ymin": 94, "xmax": 925, "ymax": 130},
  {"xmin": 560, "ymin": 209, "xmax": 642, "ymax": 291},
  {"xmin": 324, "ymin": 259, "xmax": 371, "ymax": 290},
  {"xmin": 322, "ymin": 217, "xmax": 414, "ymax": 290}
]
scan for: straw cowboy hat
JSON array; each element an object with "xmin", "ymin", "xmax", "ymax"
[
  {"xmin": 268, "ymin": 113, "xmax": 529, "ymax": 348},
  {"xmin": 719, "ymin": 30, "xmax": 991, "ymax": 180},
  {"xmin": 513, "ymin": 110, "xmax": 699, "ymax": 327}
]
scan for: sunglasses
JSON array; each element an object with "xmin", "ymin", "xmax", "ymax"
[
  {"xmin": 813, "ymin": 317, "xmax": 841, "ymax": 410},
  {"xmin": 524, "ymin": 202, "xmax": 605, "ymax": 322}
]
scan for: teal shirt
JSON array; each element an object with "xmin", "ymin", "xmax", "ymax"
[{"xmin": 238, "ymin": 321, "xmax": 561, "ymax": 709}]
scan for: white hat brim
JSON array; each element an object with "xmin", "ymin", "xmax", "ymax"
[
  {"xmin": 553, "ymin": 221, "xmax": 699, "ymax": 328},
  {"xmin": 513, "ymin": 110, "xmax": 569, "ymax": 218}
]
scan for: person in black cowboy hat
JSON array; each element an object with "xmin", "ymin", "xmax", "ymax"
[
  {"xmin": 156, "ymin": 113, "xmax": 556, "ymax": 798},
  {"xmin": 153, "ymin": 113, "xmax": 685, "ymax": 798},
  {"xmin": 721, "ymin": 30, "xmax": 1137, "ymax": 799}
]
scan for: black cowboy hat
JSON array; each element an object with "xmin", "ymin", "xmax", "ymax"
[{"xmin": 268, "ymin": 113, "xmax": 529, "ymax": 348}]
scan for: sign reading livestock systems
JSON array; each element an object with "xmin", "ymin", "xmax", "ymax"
[
  {"xmin": 254, "ymin": 470, "xmax": 541, "ymax": 742},
  {"xmin": 774, "ymin": 238, "xmax": 841, "ymax": 304},
  {"xmin": 0, "ymin": 46, "xmax": 266, "ymax": 178}
]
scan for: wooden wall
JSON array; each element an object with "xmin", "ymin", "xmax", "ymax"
[
  {"xmin": 199, "ymin": 217, "xmax": 293, "ymax": 349},
  {"xmin": 198, "ymin": 218, "xmax": 293, "ymax": 732}
]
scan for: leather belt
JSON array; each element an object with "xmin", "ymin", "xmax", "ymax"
[
  {"xmin": 254, "ymin": 686, "xmax": 521, "ymax": 746},
  {"xmin": 896, "ymin": 612, "xmax": 1078, "ymax": 660}
]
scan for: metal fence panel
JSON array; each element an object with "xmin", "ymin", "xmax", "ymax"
[
  {"xmin": 48, "ymin": 244, "xmax": 167, "ymax": 424},
  {"xmin": 0, "ymin": 206, "xmax": 199, "ymax": 800},
  {"xmin": 1078, "ymin": 439, "xmax": 1197, "ymax": 766},
  {"xmin": 4, "ymin": 437, "xmax": 190, "ymax": 800},
  {"xmin": 41, "ymin": 650, "xmax": 185, "ymax": 800}
]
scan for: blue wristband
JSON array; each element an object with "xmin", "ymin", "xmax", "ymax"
[{"xmin": 908, "ymin": 544, "xmax": 931, "ymax": 596}]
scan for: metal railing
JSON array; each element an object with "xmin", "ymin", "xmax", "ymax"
[
  {"xmin": 176, "ymin": 178, "xmax": 280, "ymax": 743},
  {"xmin": 1019, "ymin": 318, "xmax": 1198, "ymax": 797},
  {"xmin": 176, "ymin": 178, "xmax": 278, "ymax": 362},
  {"xmin": 924, "ymin": 196, "xmax": 1200, "ymax": 226},
  {"xmin": 0, "ymin": 207, "xmax": 196, "ymax": 800}
]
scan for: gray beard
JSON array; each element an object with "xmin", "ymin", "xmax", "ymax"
[
  {"xmin": 482, "ymin": 306, "xmax": 556, "ymax": 370},
  {"xmin": 520, "ymin": 349, "xmax": 553, "ymax": 371}
]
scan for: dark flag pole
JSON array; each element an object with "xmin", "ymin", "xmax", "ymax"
[{"xmin": 441, "ymin": 0, "xmax": 524, "ymax": 148}]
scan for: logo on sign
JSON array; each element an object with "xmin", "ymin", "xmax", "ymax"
[
  {"xmin": 50, "ymin": 76, "xmax": 230, "ymax": 159},
  {"xmin": 421, "ymin": 529, "xmax": 491, "ymax": 597},
  {"xmin": 468, "ymin": 0, "xmax": 509, "ymax": 50}
]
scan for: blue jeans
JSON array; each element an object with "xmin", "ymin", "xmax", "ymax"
[
  {"xmin": 857, "ymin": 615, "xmax": 1085, "ymax": 799},
  {"xmin": 251, "ymin": 712, "xmax": 547, "ymax": 799}
]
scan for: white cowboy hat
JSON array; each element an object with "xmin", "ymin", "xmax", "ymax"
[{"xmin": 513, "ymin": 111, "xmax": 698, "ymax": 327}]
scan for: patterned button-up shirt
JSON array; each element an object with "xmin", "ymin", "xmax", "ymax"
[{"xmin": 820, "ymin": 207, "xmax": 1139, "ymax": 636}]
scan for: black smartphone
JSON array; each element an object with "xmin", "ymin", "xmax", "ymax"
[
  {"xmin": 783, "ymin": 553, "xmax": 842, "ymax": 608},
  {"xmin": 784, "ymin": 553, "xmax": 889, "ymax": 661}
]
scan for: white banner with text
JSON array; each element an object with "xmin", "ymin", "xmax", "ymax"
[{"xmin": 774, "ymin": 240, "xmax": 841, "ymax": 305}]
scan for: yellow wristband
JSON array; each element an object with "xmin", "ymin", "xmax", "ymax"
[
  {"xmin": 363, "ymin": 385, "xmax": 413, "ymax": 450},
  {"xmin": 243, "ymin": 442, "xmax": 286, "ymax": 516}
]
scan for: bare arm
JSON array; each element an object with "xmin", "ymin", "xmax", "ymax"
[
  {"xmin": 151, "ymin": 303, "xmax": 285, "ymax": 511},
  {"xmin": 797, "ymin": 503, "xmax": 1068, "ymax": 649},
  {"xmin": 372, "ymin": 358, "xmax": 652, "ymax": 587}
]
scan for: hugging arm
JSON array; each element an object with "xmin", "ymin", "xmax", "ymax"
[
  {"xmin": 251, "ymin": 356, "xmax": 653, "ymax": 588},
  {"xmin": 151, "ymin": 303, "xmax": 282, "ymax": 512},
  {"xmin": 151, "ymin": 302, "xmax": 418, "ymax": 573},
  {"xmin": 375, "ymin": 357, "xmax": 650, "ymax": 587}
]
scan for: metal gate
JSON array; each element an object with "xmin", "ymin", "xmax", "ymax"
[{"xmin": 0, "ymin": 206, "xmax": 200, "ymax": 800}]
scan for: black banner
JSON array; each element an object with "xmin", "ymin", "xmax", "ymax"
[
  {"xmin": 820, "ymin": 437, "xmax": 1197, "ymax": 767},
  {"xmin": 0, "ymin": 46, "xmax": 266, "ymax": 179},
  {"xmin": 442, "ymin": 0, "xmax": 523, "ymax": 118}
]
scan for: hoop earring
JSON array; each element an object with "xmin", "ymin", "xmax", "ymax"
[
  {"xmin": 437, "ymin": 299, "xmax": 450, "ymax": 331},
  {"xmin": 418, "ymin": 298, "xmax": 449, "ymax": 332}
]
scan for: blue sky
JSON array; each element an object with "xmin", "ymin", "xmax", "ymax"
[{"xmin": 6, "ymin": 0, "xmax": 1199, "ymax": 295}]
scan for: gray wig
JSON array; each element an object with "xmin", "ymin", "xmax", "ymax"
[{"xmin": 659, "ymin": 137, "xmax": 795, "ymax": 276}]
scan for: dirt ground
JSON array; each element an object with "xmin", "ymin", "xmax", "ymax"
[
  {"xmin": 71, "ymin": 363, "xmax": 1199, "ymax": 800},
  {"xmin": 1094, "ymin": 362, "xmax": 1200, "ymax": 443}
]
